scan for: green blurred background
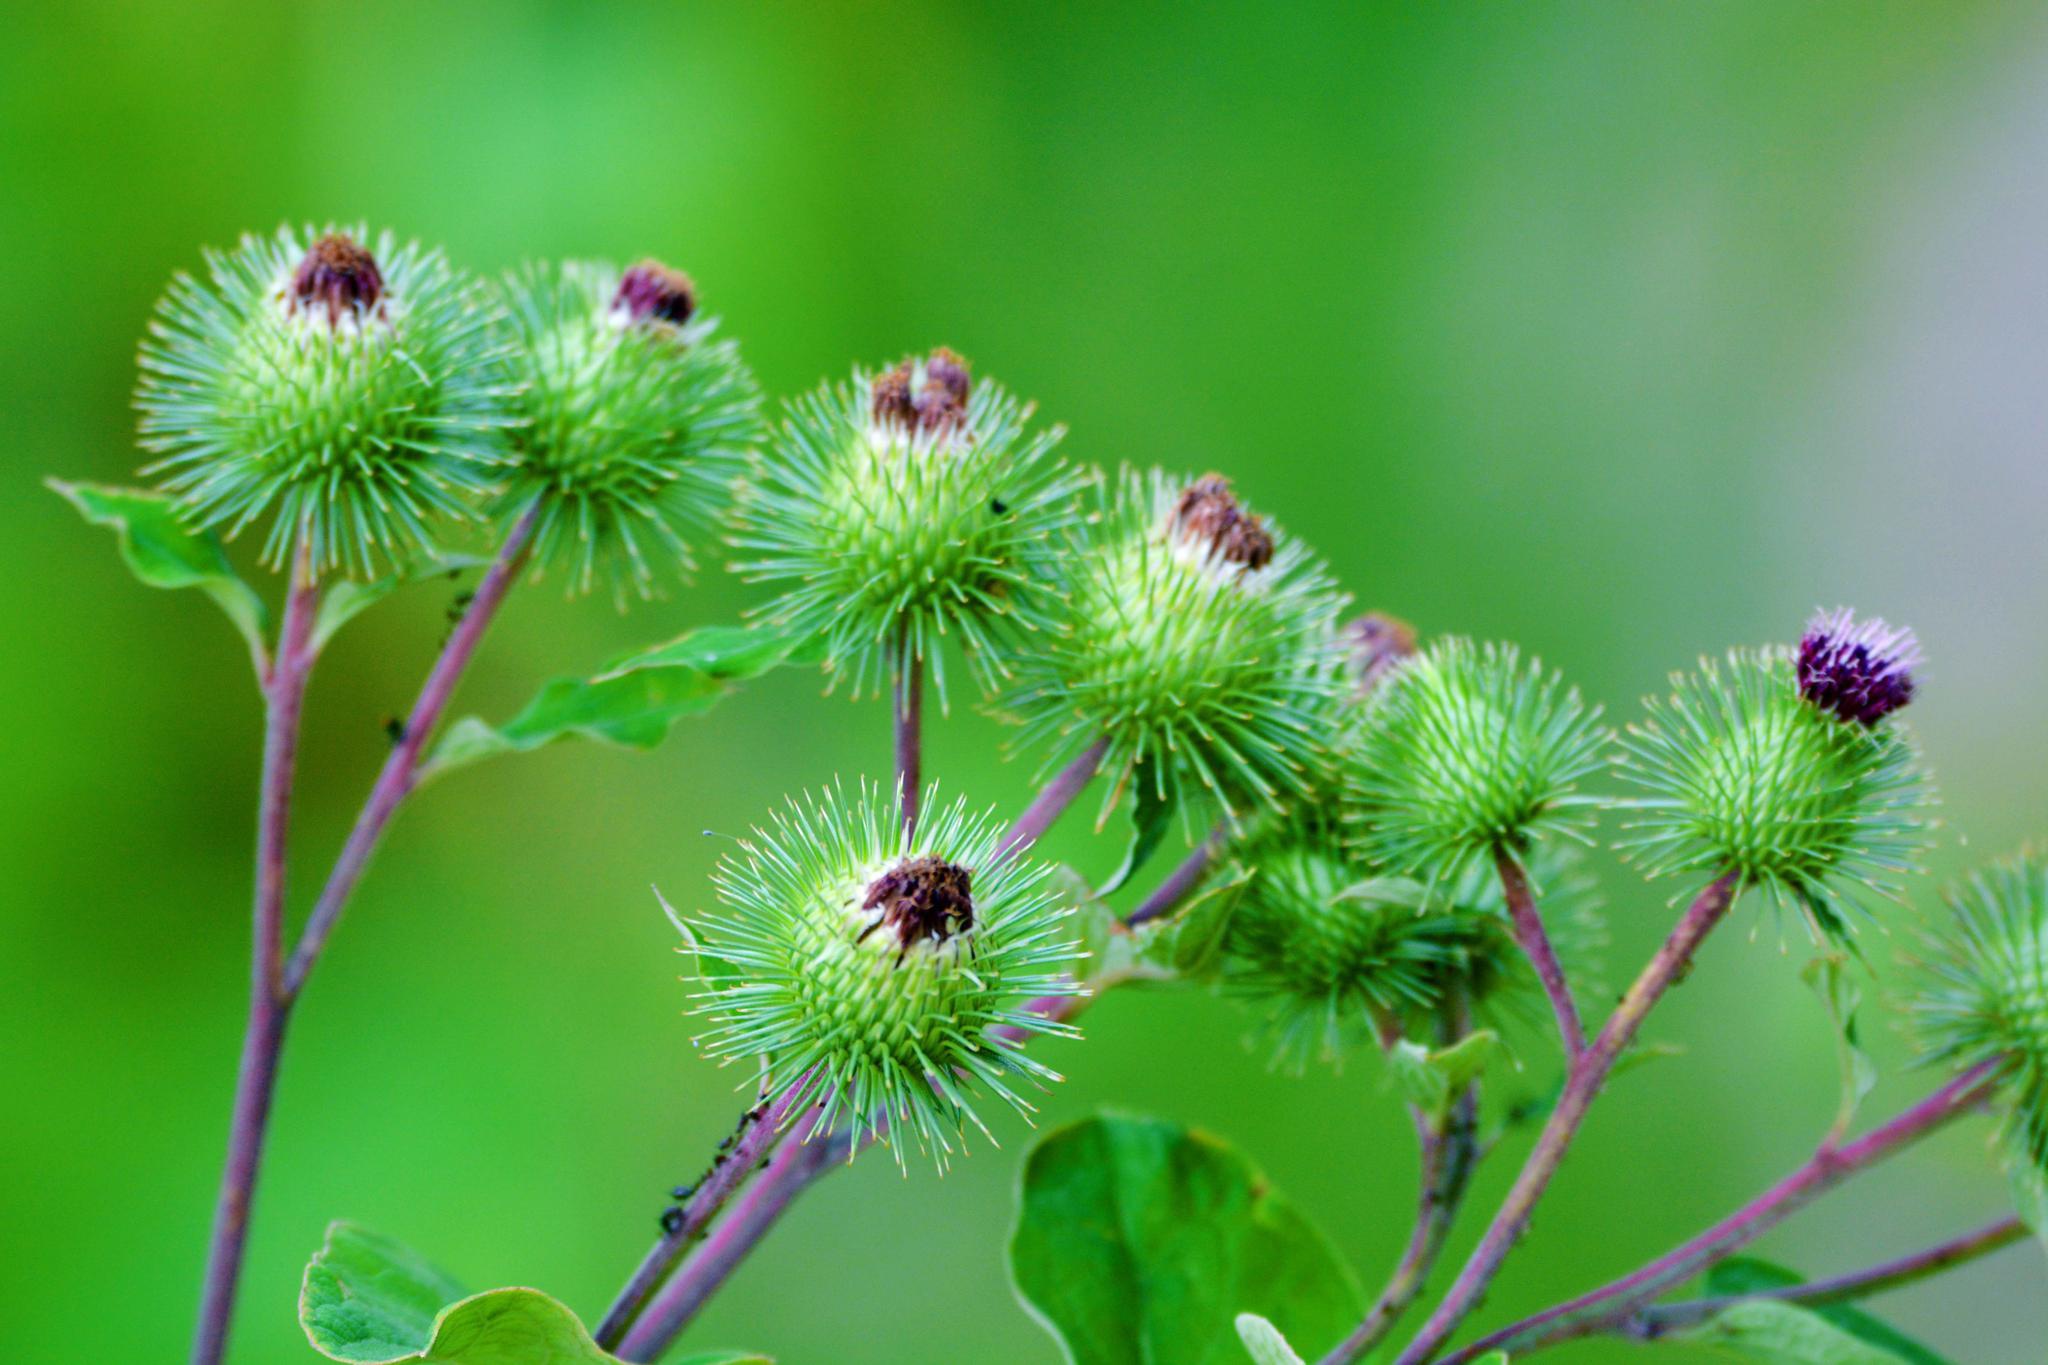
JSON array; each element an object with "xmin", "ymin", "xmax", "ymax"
[{"xmin": 8, "ymin": 2, "xmax": 2048, "ymax": 1360}]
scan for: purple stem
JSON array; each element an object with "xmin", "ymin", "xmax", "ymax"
[
  {"xmin": 1622, "ymin": 1213, "xmax": 2027, "ymax": 1339},
  {"xmin": 893, "ymin": 634, "xmax": 922, "ymax": 837},
  {"xmin": 614, "ymin": 1106, "xmax": 843, "ymax": 1362},
  {"xmin": 1126, "ymin": 827, "xmax": 1222, "ymax": 927},
  {"xmin": 1494, "ymin": 846, "xmax": 1585, "ymax": 1058},
  {"xmin": 280, "ymin": 505, "xmax": 536, "ymax": 997},
  {"xmin": 190, "ymin": 543, "xmax": 320, "ymax": 1365},
  {"xmin": 1442, "ymin": 1056, "xmax": 2010, "ymax": 1361},
  {"xmin": 1391, "ymin": 871, "xmax": 1742, "ymax": 1365},
  {"xmin": 996, "ymin": 737, "xmax": 1108, "ymax": 860},
  {"xmin": 618, "ymin": 993, "xmax": 1087, "ymax": 1359},
  {"xmin": 594, "ymin": 1085, "xmax": 802, "ymax": 1349}
]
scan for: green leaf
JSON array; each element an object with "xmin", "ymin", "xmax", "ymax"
[
  {"xmin": 1387, "ymin": 1031, "xmax": 1499, "ymax": 1114},
  {"xmin": 51, "ymin": 480, "xmax": 268, "ymax": 664},
  {"xmin": 425, "ymin": 623, "xmax": 815, "ymax": 779},
  {"xmin": 1010, "ymin": 1114, "xmax": 1362, "ymax": 1365},
  {"xmin": 310, "ymin": 553, "xmax": 488, "ymax": 655},
  {"xmin": 301, "ymin": 1222, "xmax": 770, "ymax": 1365},
  {"xmin": 1802, "ymin": 955, "xmax": 1878, "ymax": 1138},
  {"xmin": 1234, "ymin": 1314, "xmax": 1305, "ymax": 1365},
  {"xmin": 1704, "ymin": 1258, "xmax": 1949, "ymax": 1365},
  {"xmin": 1683, "ymin": 1300, "xmax": 1911, "ymax": 1363},
  {"xmin": 1149, "ymin": 862, "xmax": 1252, "ymax": 976},
  {"xmin": 1098, "ymin": 758, "xmax": 1177, "ymax": 896}
]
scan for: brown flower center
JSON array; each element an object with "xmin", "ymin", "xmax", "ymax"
[
  {"xmin": 856, "ymin": 855, "xmax": 974, "ymax": 953},
  {"xmin": 1172, "ymin": 474, "xmax": 1274, "ymax": 569},
  {"xmin": 613, "ymin": 259, "xmax": 697, "ymax": 326},
  {"xmin": 290, "ymin": 233, "xmax": 384, "ymax": 325},
  {"xmin": 871, "ymin": 347, "xmax": 973, "ymax": 436}
]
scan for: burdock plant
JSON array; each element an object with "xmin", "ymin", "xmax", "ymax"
[{"xmin": 61, "ymin": 222, "xmax": 2048, "ymax": 1365}]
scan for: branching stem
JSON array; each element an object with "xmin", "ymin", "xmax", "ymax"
[
  {"xmin": 1441, "ymin": 1056, "xmax": 2010, "ymax": 1360},
  {"xmin": 1390, "ymin": 871, "xmax": 1742, "ymax": 1364}
]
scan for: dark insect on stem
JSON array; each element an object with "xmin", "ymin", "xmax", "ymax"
[
  {"xmin": 990, "ymin": 497, "xmax": 1009, "ymax": 515},
  {"xmin": 381, "ymin": 715, "xmax": 406, "ymax": 745},
  {"xmin": 658, "ymin": 1206, "xmax": 685, "ymax": 1236}
]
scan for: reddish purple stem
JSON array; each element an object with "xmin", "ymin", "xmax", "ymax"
[
  {"xmin": 1494, "ymin": 846, "xmax": 1585, "ymax": 1058},
  {"xmin": 893, "ymin": 636, "xmax": 922, "ymax": 837},
  {"xmin": 1443, "ymin": 1056, "xmax": 2010, "ymax": 1360},
  {"xmin": 996, "ymin": 737, "xmax": 1108, "ymax": 860}
]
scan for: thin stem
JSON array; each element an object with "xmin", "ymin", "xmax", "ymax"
[
  {"xmin": 1393, "ymin": 871, "xmax": 1742, "ymax": 1364},
  {"xmin": 1323, "ymin": 1075, "xmax": 1481, "ymax": 1363},
  {"xmin": 1494, "ymin": 846, "xmax": 1584, "ymax": 1058},
  {"xmin": 893, "ymin": 630, "xmax": 922, "ymax": 837},
  {"xmin": 1621, "ymin": 1214, "xmax": 2028, "ymax": 1340},
  {"xmin": 281, "ymin": 505, "xmax": 537, "ymax": 997},
  {"xmin": 190, "ymin": 539, "xmax": 320, "ymax": 1365},
  {"xmin": 620, "ymin": 993, "xmax": 1090, "ymax": 1359},
  {"xmin": 593, "ymin": 1086, "xmax": 799, "ymax": 1349},
  {"xmin": 614, "ymin": 1107, "xmax": 843, "ymax": 1362},
  {"xmin": 996, "ymin": 737, "xmax": 1108, "ymax": 860},
  {"xmin": 1126, "ymin": 826, "xmax": 1223, "ymax": 927},
  {"xmin": 1443, "ymin": 1056, "xmax": 2009, "ymax": 1361}
]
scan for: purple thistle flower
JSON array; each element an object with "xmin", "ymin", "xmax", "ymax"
[
  {"xmin": 1797, "ymin": 608, "xmax": 1922, "ymax": 725},
  {"xmin": 611, "ymin": 259, "xmax": 696, "ymax": 327}
]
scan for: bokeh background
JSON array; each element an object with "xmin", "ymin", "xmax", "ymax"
[{"xmin": 7, "ymin": 3, "xmax": 2048, "ymax": 1361}]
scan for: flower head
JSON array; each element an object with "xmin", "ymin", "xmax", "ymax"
[
  {"xmin": 685, "ymin": 782, "xmax": 1082, "ymax": 1168},
  {"xmin": 1343, "ymin": 639, "xmax": 1608, "ymax": 886},
  {"xmin": 137, "ymin": 225, "xmax": 510, "ymax": 576},
  {"xmin": 496, "ymin": 258, "xmax": 762, "ymax": 598},
  {"xmin": 1004, "ymin": 468, "xmax": 1347, "ymax": 823},
  {"xmin": 1616, "ymin": 641, "xmax": 1934, "ymax": 943},
  {"xmin": 1913, "ymin": 850, "xmax": 2048, "ymax": 1174},
  {"xmin": 731, "ymin": 350, "xmax": 1079, "ymax": 703},
  {"xmin": 1798, "ymin": 608, "xmax": 1922, "ymax": 726}
]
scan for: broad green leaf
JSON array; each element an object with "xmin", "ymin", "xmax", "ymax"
[
  {"xmin": 1705, "ymin": 1258, "xmax": 1948, "ymax": 1365},
  {"xmin": 1098, "ymin": 758, "xmax": 1177, "ymax": 896},
  {"xmin": 301, "ymin": 1222, "xmax": 769, "ymax": 1365},
  {"xmin": 1148, "ymin": 861, "xmax": 1253, "ymax": 976},
  {"xmin": 427, "ymin": 623, "xmax": 817, "ymax": 779},
  {"xmin": 1387, "ymin": 1031, "xmax": 1499, "ymax": 1114},
  {"xmin": 310, "ymin": 553, "xmax": 488, "ymax": 655},
  {"xmin": 1802, "ymin": 955, "xmax": 1878, "ymax": 1138},
  {"xmin": 51, "ymin": 480, "xmax": 267, "ymax": 663},
  {"xmin": 1235, "ymin": 1313, "xmax": 1305, "ymax": 1365},
  {"xmin": 1010, "ymin": 1114, "xmax": 1361, "ymax": 1365},
  {"xmin": 1683, "ymin": 1300, "xmax": 1910, "ymax": 1363}
]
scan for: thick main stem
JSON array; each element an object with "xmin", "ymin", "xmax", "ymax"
[
  {"xmin": 1393, "ymin": 872, "xmax": 1741, "ymax": 1364},
  {"xmin": 893, "ymin": 634, "xmax": 922, "ymax": 837},
  {"xmin": 996, "ymin": 737, "xmax": 1108, "ymax": 860},
  {"xmin": 1622, "ymin": 1214, "xmax": 2027, "ymax": 1339},
  {"xmin": 1494, "ymin": 847, "xmax": 1584, "ymax": 1057},
  {"xmin": 190, "ymin": 544, "xmax": 320, "ymax": 1365},
  {"xmin": 1444, "ymin": 1057, "xmax": 2009, "ymax": 1360},
  {"xmin": 281, "ymin": 506, "xmax": 537, "ymax": 997},
  {"xmin": 594, "ymin": 1086, "xmax": 800, "ymax": 1349}
]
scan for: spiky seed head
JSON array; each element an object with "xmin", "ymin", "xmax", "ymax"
[
  {"xmin": 1343, "ymin": 639, "xmax": 1608, "ymax": 887},
  {"xmin": 730, "ymin": 351, "xmax": 1080, "ymax": 704},
  {"xmin": 1615, "ymin": 641, "xmax": 1934, "ymax": 944},
  {"xmin": 1004, "ymin": 466, "xmax": 1347, "ymax": 824},
  {"xmin": 1912, "ymin": 850, "xmax": 2048, "ymax": 1176},
  {"xmin": 685, "ymin": 782, "xmax": 1082, "ymax": 1169},
  {"xmin": 1343, "ymin": 611, "xmax": 1419, "ymax": 699},
  {"xmin": 495, "ymin": 258, "xmax": 762, "ymax": 599},
  {"xmin": 1220, "ymin": 829, "xmax": 1447, "ymax": 1070},
  {"xmin": 136, "ymin": 224, "xmax": 510, "ymax": 577},
  {"xmin": 1799, "ymin": 608, "xmax": 1921, "ymax": 726}
]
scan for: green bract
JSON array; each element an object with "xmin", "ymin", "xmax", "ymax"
[
  {"xmin": 1005, "ymin": 467, "xmax": 1346, "ymax": 823},
  {"xmin": 497, "ymin": 260, "xmax": 762, "ymax": 597},
  {"xmin": 1914, "ymin": 850, "xmax": 2048, "ymax": 1175},
  {"xmin": 1345, "ymin": 639, "xmax": 1608, "ymax": 886},
  {"xmin": 137, "ymin": 225, "xmax": 510, "ymax": 577},
  {"xmin": 730, "ymin": 351, "xmax": 1077, "ymax": 703},
  {"xmin": 1616, "ymin": 648, "xmax": 1933, "ymax": 943},
  {"xmin": 685, "ymin": 783, "xmax": 1081, "ymax": 1169}
]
